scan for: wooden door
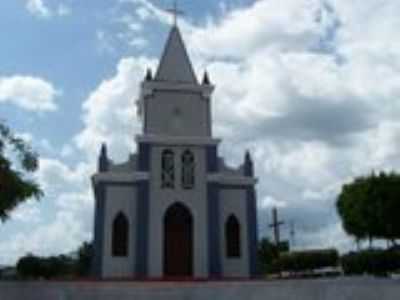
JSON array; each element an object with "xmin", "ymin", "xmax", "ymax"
[{"xmin": 164, "ymin": 203, "xmax": 193, "ymax": 277}]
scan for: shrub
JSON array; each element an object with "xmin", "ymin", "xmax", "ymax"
[
  {"xmin": 341, "ymin": 249, "xmax": 400, "ymax": 276},
  {"xmin": 271, "ymin": 249, "xmax": 339, "ymax": 272},
  {"xmin": 16, "ymin": 254, "xmax": 76, "ymax": 279}
]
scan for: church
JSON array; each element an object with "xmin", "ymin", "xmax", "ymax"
[{"xmin": 91, "ymin": 23, "xmax": 259, "ymax": 279}]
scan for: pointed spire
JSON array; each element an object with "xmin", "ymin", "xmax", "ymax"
[
  {"xmin": 98, "ymin": 143, "xmax": 109, "ymax": 172},
  {"xmin": 100, "ymin": 143, "xmax": 107, "ymax": 157},
  {"xmin": 155, "ymin": 26, "xmax": 197, "ymax": 84},
  {"xmin": 145, "ymin": 68, "xmax": 153, "ymax": 81},
  {"xmin": 202, "ymin": 71, "xmax": 210, "ymax": 85},
  {"xmin": 245, "ymin": 150, "xmax": 252, "ymax": 162},
  {"xmin": 244, "ymin": 150, "xmax": 254, "ymax": 177}
]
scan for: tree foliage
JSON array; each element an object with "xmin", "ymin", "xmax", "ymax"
[
  {"xmin": 337, "ymin": 172, "xmax": 400, "ymax": 244},
  {"xmin": 272, "ymin": 249, "xmax": 339, "ymax": 272},
  {"xmin": 0, "ymin": 122, "xmax": 42, "ymax": 221},
  {"xmin": 341, "ymin": 249, "xmax": 400, "ymax": 276},
  {"xmin": 16, "ymin": 241, "xmax": 94, "ymax": 279},
  {"xmin": 77, "ymin": 241, "xmax": 93, "ymax": 276},
  {"xmin": 16, "ymin": 254, "xmax": 76, "ymax": 279},
  {"xmin": 258, "ymin": 238, "xmax": 279, "ymax": 273}
]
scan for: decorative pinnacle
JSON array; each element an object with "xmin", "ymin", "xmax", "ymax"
[
  {"xmin": 202, "ymin": 71, "xmax": 210, "ymax": 85},
  {"xmin": 100, "ymin": 143, "xmax": 108, "ymax": 157},
  {"xmin": 244, "ymin": 150, "xmax": 254, "ymax": 177},
  {"xmin": 245, "ymin": 150, "xmax": 252, "ymax": 162},
  {"xmin": 145, "ymin": 68, "xmax": 153, "ymax": 81}
]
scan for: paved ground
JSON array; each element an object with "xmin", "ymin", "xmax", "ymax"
[{"xmin": 1, "ymin": 277, "xmax": 399, "ymax": 300}]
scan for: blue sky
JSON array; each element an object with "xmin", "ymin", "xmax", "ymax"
[{"xmin": 1, "ymin": 0, "xmax": 400, "ymax": 265}]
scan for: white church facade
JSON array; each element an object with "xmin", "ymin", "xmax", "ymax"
[{"xmin": 91, "ymin": 25, "xmax": 259, "ymax": 279}]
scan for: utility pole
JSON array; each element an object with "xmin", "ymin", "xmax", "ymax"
[
  {"xmin": 269, "ymin": 207, "xmax": 285, "ymax": 246},
  {"xmin": 290, "ymin": 221, "xmax": 296, "ymax": 250}
]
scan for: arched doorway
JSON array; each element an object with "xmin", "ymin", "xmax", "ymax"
[{"xmin": 164, "ymin": 203, "xmax": 193, "ymax": 276}]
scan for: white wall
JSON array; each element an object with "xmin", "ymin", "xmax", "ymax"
[
  {"xmin": 146, "ymin": 91, "xmax": 209, "ymax": 137},
  {"xmin": 102, "ymin": 185, "xmax": 137, "ymax": 278},
  {"xmin": 219, "ymin": 188, "xmax": 249, "ymax": 277},
  {"xmin": 148, "ymin": 145, "xmax": 209, "ymax": 278}
]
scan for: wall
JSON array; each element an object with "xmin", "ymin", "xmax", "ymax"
[
  {"xmin": 148, "ymin": 145, "xmax": 209, "ymax": 278},
  {"xmin": 146, "ymin": 90, "xmax": 209, "ymax": 137},
  {"xmin": 219, "ymin": 188, "xmax": 249, "ymax": 277},
  {"xmin": 102, "ymin": 185, "xmax": 137, "ymax": 278}
]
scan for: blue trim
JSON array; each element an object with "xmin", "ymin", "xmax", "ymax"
[
  {"xmin": 207, "ymin": 183, "xmax": 222, "ymax": 277},
  {"xmin": 138, "ymin": 142, "xmax": 151, "ymax": 171},
  {"xmin": 244, "ymin": 160, "xmax": 253, "ymax": 177},
  {"xmin": 206, "ymin": 146, "xmax": 218, "ymax": 173},
  {"xmin": 99, "ymin": 182, "xmax": 144, "ymax": 187},
  {"xmin": 135, "ymin": 180, "xmax": 150, "ymax": 277},
  {"xmin": 144, "ymin": 96, "xmax": 149, "ymax": 133},
  {"xmin": 246, "ymin": 187, "xmax": 259, "ymax": 277},
  {"xmin": 218, "ymin": 184, "xmax": 250, "ymax": 190},
  {"xmin": 92, "ymin": 183, "xmax": 106, "ymax": 277}
]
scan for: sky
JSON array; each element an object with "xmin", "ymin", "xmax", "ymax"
[{"xmin": 1, "ymin": 0, "xmax": 400, "ymax": 265}]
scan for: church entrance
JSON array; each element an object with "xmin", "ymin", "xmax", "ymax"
[{"xmin": 163, "ymin": 203, "xmax": 193, "ymax": 277}]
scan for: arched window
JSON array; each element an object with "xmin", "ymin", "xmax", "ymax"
[
  {"xmin": 162, "ymin": 149, "xmax": 175, "ymax": 188},
  {"xmin": 112, "ymin": 212, "xmax": 129, "ymax": 257},
  {"xmin": 181, "ymin": 150, "xmax": 195, "ymax": 189},
  {"xmin": 226, "ymin": 215, "xmax": 241, "ymax": 258}
]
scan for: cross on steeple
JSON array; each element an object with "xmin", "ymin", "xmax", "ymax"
[{"xmin": 166, "ymin": 0, "xmax": 184, "ymax": 26}]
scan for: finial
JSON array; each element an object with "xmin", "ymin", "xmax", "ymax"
[
  {"xmin": 99, "ymin": 143, "xmax": 109, "ymax": 172},
  {"xmin": 245, "ymin": 150, "xmax": 252, "ymax": 162},
  {"xmin": 100, "ymin": 143, "xmax": 107, "ymax": 157},
  {"xmin": 244, "ymin": 150, "xmax": 254, "ymax": 177},
  {"xmin": 145, "ymin": 68, "xmax": 153, "ymax": 81},
  {"xmin": 166, "ymin": 0, "xmax": 184, "ymax": 26},
  {"xmin": 202, "ymin": 71, "xmax": 210, "ymax": 85}
]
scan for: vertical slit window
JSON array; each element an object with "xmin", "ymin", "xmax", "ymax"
[
  {"xmin": 226, "ymin": 215, "xmax": 241, "ymax": 258},
  {"xmin": 162, "ymin": 149, "xmax": 175, "ymax": 188},
  {"xmin": 181, "ymin": 150, "xmax": 195, "ymax": 189},
  {"xmin": 112, "ymin": 212, "xmax": 129, "ymax": 257}
]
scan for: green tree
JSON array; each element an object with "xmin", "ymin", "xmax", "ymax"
[
  {"xmin": 258, "ymin": 238, "xmax": 279, "ymax": 273},
  {"xmin": 337, "ymin": 172, "xmax": 400, "ymax": 247},
  {"xmin": 77, "ymin": 241, "xmax": 93, "ymax": 276},
  {"xmin": 337, "ymin": 177, "xmax": 368, "ymax": 242},
  {"xmin": 0, "ymin": 122, "xmax": 42, "ymax": 221}
]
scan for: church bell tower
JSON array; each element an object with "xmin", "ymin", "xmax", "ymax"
[{"xmin": 92, "ymin": 23, "xmax": 259, "ymax": 279}]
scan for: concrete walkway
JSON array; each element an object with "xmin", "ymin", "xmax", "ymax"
[{"xmin": 1, "ymin": 277, "xmax": 399, "ymax": 300}]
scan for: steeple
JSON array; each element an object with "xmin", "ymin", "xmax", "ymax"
[
  {"xmin": 98, "ymin": 143, "xmax": 109, "ymax": 172},
  {"xmin": 155, "ymin": 25, "xmax": 198, "ymax": 84},
  {"xmin": 202, "ymin": 71, "xmax": 211, "ymax": 85},
  {"xmin": 244, "ymin": 150, "xmax": 254, "ymax": 177},
  {"xmin": 145, "ymin": 68, "xmax": 153, "ymax": 81}
]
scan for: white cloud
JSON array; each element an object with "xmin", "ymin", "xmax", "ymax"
[
  {"xmin": 0, "ymin": 76, "xmax": 59, "ymax": 112},
  {"xmin": 26, "ymin": 0, "xmax": 71, "ymax": 19},
  {"xmin": 26, "ymin": 0, "xmax": 51, "ymax": 18},
  {"xmin": 119, "ymin": 0, "xmax": 400, "ymax": 250},
  {"xmin": 75, "ymin": 57, "xmax": 156, "ymax": 162},
  {"xmin": 0, "ymin": 211, "xmax": 89, "ymax": 264},
  {"xmin": 10, "ymin": 200, "xmax": 41, "ymax": 224},
  {"xmin": 4, "ymin": 0, "xmax": 400, "ymax": 265},
  {"xmin": 0, "ymin": 156, "xmax": 93, "ymax": 265}
]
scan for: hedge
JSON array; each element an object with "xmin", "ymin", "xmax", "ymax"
[
  {"xmin": 16, "ymin": 254, "xmax": 76, "ymax": 279},
  {"xmin": 271, "ymin": 249, "xmax": 339, "ymax": 272},
  {"xmin": 341, "ymin": 249, "xmax": 400, "ymax": 276}
]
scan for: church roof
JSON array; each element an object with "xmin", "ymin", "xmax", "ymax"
[{"xmin": 155, "ymin": 25, "xmax": 198, "ymax": 84}]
